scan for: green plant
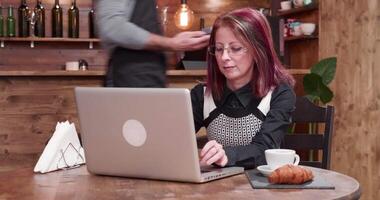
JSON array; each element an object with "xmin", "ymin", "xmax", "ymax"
[
  {"xmin": 300, "ymin": 57, "xmax": 337, "ymax": 161},
  {"xmin": 303, "ymin": 57, "xmax": 337, "ymax": 104}
]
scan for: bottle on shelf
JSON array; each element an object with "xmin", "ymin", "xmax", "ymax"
[
  {"xmin": 18, "ymin": 0, "xmax": 29, "ymax": 37},
  {"xmin": 0, "ymin": 6, "xmax": 4, "ymax": 37},
  {"xmin": 89, "ymin": 7, "xmax": 96, "ymax": 38},
  {"xmin": 34, "ymin": 0, "xmax": 45, "ymax": 37},
  {"xmin": 51, "ymin": 0, "xmax": 62, "ymax": 37},
  {"xmin": 7, "ymin": 6, "xmax": 16, "ymax": 37},
  {"xmin": 68, "ymin": 0, "xmax": 79, "ymax": 38},
  {"xmin": 199, "ymin": 17, "xmax": 205, "ymax": 30}
]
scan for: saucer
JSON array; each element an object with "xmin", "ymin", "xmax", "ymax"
[
  {"xmin": 256, "ymin": 165, "xmax": 275, "ymax": 176},
  {"xmin": 278, "ymin": 8, "xmax": 291, "ymax": 12}
]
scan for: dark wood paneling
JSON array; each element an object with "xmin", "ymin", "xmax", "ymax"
[
  {"xmin": 0, "ymin": 0, "xmax": 270, "ymax": 69},
  {"xmin": 0, "ymin": 49, "xmax": 107, "ymax": 69},
  {"xmin": 287, "ymin": 39, "xmax": 319, "ymax": 68},
  {"xmin": 158, "ymin": 0, "xmax": 269, "ymax": 36},
  {"xmin": 1, "ymin": 0, "xmax": 94, "ymax": 38}
]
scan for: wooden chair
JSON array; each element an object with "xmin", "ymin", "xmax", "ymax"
[{"xmin": 282, "ymin": 97, "xmax": 334, "ymax": 169}]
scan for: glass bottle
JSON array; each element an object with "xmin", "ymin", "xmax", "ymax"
[
  {"xmin": 34, "ymin": 0, "xmax": 45, "ymax": 37},
  {"xmin": 68, "ymin": 0, "xmax": 79, "ymax": 38},
  {"xmin": 199, "ymin": 17, "xmax": 205, "ymax": 30},
  {"xmin": 51, "ymin": 0, "xmax": 62, "ymax": 37},
  {"xmin": 88, "ymin": 7, "xmax": 96, "ymax": 38},
  {"xmin": 0, "ymin": 6, "xmax": 4, "ymax": 37},
  {"xmin": 7, "ymin": 6, "xmax": 16, "ymax": 37},
  {"xmin": 18, "ymin": 0, "xmax": 29, "ymax": 37}
]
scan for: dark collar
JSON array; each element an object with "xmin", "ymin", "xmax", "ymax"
[{"xmin": 220, "ymin": 83, "xmax": 253, "ymax": 108}]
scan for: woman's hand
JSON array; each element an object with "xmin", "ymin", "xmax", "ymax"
[{"xmin": 199, "ymin": 140, "xmax": 228, "ymax": 167}]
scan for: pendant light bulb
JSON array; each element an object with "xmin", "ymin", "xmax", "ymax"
[{"xmin": 174, "ymin": 0, "xmax": 194, "ymax": 30}]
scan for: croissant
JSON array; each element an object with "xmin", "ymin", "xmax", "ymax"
[{"xmin": 268, "ymin": 164, "xmax": 314, "ymax": 184}]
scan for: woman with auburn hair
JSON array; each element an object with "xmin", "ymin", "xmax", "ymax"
[{"xmin": 191, "ymin": 8, "xmax": 296, "ymax": 169}]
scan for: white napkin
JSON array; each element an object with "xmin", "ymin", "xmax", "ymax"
[{"xmin": 34, "ymin": 121, "xmax": 86, "ymax": 173}]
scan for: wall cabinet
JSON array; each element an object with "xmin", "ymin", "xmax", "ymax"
[{"xmin": 271, "ymin": 0, "xmax": 319, "ymax": 69}]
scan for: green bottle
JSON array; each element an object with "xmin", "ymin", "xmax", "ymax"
[
  {"xmin": 35, "ymin": 0, "xmax": 45, "ymax": 37},
  {"xmin": 18, "ymin": 0, "xmax": 30, "ymax": 37},
  {"xmin": 7, "ymin": 6, "xmax": 16, "ymax": 37},
  {"xmin": 89, "ymin": 7, "xmax": 96, "ymax": 38},
  {"xmin": 68, "ymin": 0, "xmax": 79, "ymax": 38},
  {"xmin": 0, "ymin": 6, "xmax": 4, "ymax": 37},
  {"xmin": 51, "ymin": 0, "xmax": 63, "ymax": 37}
]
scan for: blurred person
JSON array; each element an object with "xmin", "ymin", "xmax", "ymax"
[{"xmin": 96, "ymin": 0, "xmax": 210, "ymax": 87}]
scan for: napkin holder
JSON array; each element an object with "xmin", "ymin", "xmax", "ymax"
[{"xmin": 34, "ymin": 121, "xmax": 86, "ymax": 173}]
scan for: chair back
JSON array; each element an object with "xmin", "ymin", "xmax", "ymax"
[{"xmin": 282, "ymin": 97, "xmax": 334, "ymax": 169}]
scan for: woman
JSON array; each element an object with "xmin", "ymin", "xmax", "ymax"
[{"xmin": 191, "ymin": 8, "xmax": 296, "ymax": 169}]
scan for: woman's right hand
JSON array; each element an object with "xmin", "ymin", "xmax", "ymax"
[{"xmin": 199, "ymin": 140, "xmax": 228, "ymax": 167}]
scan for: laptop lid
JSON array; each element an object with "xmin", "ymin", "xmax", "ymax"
[{"xmin": 75, "ymin": 87, "xmax": 203, "ymax": 182}]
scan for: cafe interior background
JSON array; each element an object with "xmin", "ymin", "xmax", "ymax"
[{"xmin": 0, "ymin": 0, "xmax": 378, "ymax": 199}]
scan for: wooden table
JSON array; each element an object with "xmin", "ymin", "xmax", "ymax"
[{"xmin": 0, "ymin": 157, "xmax": 360, "ymax": 200}]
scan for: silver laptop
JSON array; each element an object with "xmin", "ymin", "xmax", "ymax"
[{"xmin": 75, "ymin": 87, "xmax": 244, "ymax": 183}]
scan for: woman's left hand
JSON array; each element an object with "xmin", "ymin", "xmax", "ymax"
[{"xmin": 199, "ymin": 140, "xmax": 228, "ymax": 167}]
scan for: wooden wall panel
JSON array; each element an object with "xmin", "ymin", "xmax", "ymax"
[
  {"xmin": 320, "ymin": 0, "xmax": 380, "ymax": 200},
  {"xmin": 0, "ymin": 49, "xmax": 107, "ymax": 69},
  {"xmin": 157, "ymin": 0, "xmax": 269, "ymax": 36},
  {"xmin": 0, "ymin": 0, "xmax": 95, "ymax": 38},
  {"xmin": 0, "ymin": 0, "xmax": 103, "ymax": 70},
  {"xmin": 287, "ymin": 39, "xmax": 319, "ymax": 68},
  {"xmin": 0, "ymin": 75, "xmax": 205, "ymax": 157},
  {"xmin": 0, "ymin": 77, "xmax": 103, "ymax": 156}
]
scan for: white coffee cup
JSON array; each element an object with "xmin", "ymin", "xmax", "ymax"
[
  {"xmin": 300, "ymin": 23, "xmax": 316, "ymax": 35},
  {"xmin": 265, "ymin": 149, "xmax": 300, "ymax": 170},
  {"xmin": 280, "ymin": 1, "xmax": 292, "ymax": 10},
  {"xmin": 65, "ymin": 61, "xmax": 79, "ymax": 71}
]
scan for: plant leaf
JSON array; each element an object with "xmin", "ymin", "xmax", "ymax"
[
  {"xmin": 303, "ymin": 74, "xmax": 333, "ymax": 104},
  {"xmin": 319, "ymin": 86, "xmax": 333, "ymax": 104},
  {"xmin": 303, "ymin": 74, "xmax": 322, "ymax": 96},
  {"xmin": 305, "ymin": 94, "xmax": 319, "ymax": 103},
  {"xmin": 310, "ymin": 57, "xmax": 337, "ymax": 85}
]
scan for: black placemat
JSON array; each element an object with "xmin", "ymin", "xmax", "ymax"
[{"xmin": 245, "ymin": 169, "xmax": 335, "ymax": 189}]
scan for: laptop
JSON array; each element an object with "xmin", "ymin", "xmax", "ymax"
[{"xmin": 75, "ymin": 87, "xmax": 244, "ymax": 183}]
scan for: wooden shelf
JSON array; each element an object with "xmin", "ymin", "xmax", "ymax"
[
  {"xmin": 285, "ymin": 35, "xmax": 318, "ymax": 41},
  {"xmin": 0, "ymin": 37, "xmax": 100, "ymax": 49},
  {"xmin": 277, "ymin": 3, "xmax": 318, "ymax": 16},
  {"xmin": 0, "ymin": 70, "xmax": 206, "ymax": 77},
  {"xmin": 0, "ymin": 69, "xmax": 309, "ymax": 77},
  {"xmin": 0, "ymin": 37, "xmax": 100, "ymax": 42}
]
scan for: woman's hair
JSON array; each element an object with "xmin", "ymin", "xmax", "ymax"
[{"xmin": 206, "ymin": 7, "xmax": 295, "ymax": 99}]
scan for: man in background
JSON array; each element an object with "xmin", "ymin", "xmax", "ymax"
[{"xmin": 96, "ymin": 0, "xmax": 210, "ymax": 87}]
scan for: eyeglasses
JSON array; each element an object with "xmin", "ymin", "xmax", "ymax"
[{"xmin": 208, "ymin": 45, "xmax": 248, "ymax": 57}]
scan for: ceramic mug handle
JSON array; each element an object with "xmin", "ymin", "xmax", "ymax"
[
  {"xmin": 293, "ymin": 154, "xmax": 300, "ymax": 165},
  {"xmin": 292, "ymin": 0, "xmax": 303, "ymax": 7}
]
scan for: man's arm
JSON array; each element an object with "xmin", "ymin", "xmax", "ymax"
[
  {"xmin": 96, "ymin": 0, "xmax": 150, "ymax": 50},
  {"xmin": 96, "ymin": 0, "xmax": 210, "ymax": 51}
]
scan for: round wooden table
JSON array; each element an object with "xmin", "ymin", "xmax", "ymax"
[{"xmin": 0, "ymin": 158, "xmax": 361, "ymax": 200}]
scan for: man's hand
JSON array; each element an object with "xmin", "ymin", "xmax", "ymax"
[
  {"xmin": 169, "ymin": 31, "xmax": 210, "ymax": 51},
  {"xmin": 146, "ymin": 31, "xmax": 210, "ymax": 51}
]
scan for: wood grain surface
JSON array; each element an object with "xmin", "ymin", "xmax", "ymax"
[
  {"xmin": 0, "ymin": 159, "xmax": 361, "ymax": 200},
  {"xmin": 319, "ymin": 0, "xmax": 380, "ymax": 200}
]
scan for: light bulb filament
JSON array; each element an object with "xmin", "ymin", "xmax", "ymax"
[{"xmin": 180, "ymin": 11, "xmax": 189, "ymax": 27}]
